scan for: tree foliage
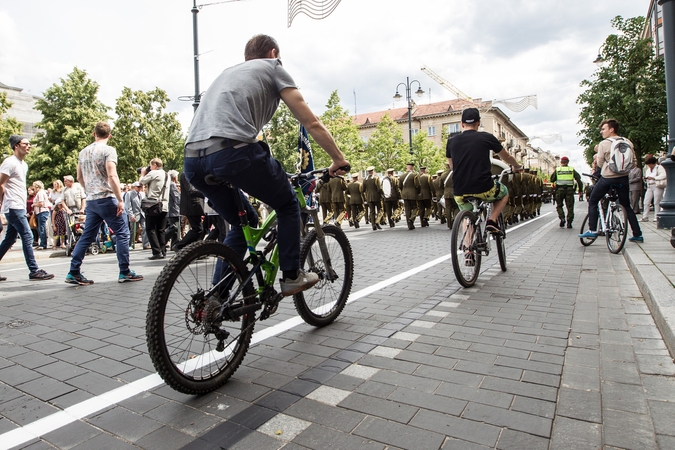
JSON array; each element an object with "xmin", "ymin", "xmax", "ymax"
[
  {"xmin": 577, "ymin": 15, "xmax": 667, "ymax": 166},
  {"xmin": 264, "ymin": 102, "xmax": 301, "ymax": 172},
  {"xmin": 363, "ymin": 113, "xmax": 407, "ymax": 171},
  {"xmin": 314, "ymin": 91, "xmax": 364, "ymax": 169},
  {"xmin": 410, "ymin": 131, "xmax": 445, "ymax": 171},
  {"xmin": 29, "ymin": 67, "xmax": 110, "ymax": 183},
  {"xmin": 111, "ymin": 87, "xmax": 185, "ymax": 182},
  {"xmin": 0, "ymin": 92, "xmax": 23, "ymax": 157}
]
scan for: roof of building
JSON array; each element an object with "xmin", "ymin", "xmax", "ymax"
[{"xmin": 353, "ymin": 98, "xmax": 490, "ymax": 127}]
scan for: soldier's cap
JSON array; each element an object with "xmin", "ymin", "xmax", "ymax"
[
  {"xmin": 420, "ymin": 166, "xmax": 427, "ymax": 170},
  {"xmin": 560, "ymin": 156, "xmax": 569, "ymax": 162},
  {"xmin": 437, "ymin": 170, "xmax": 444, "ymax": 174},
  {"xmin": 387, "ymin": 168, "xmax": 394, "ymax": 173},
  {"xmin": 9, "ymin": 135, "xmax": 27, "ymax": 149},
  {"xmin": 352, "ymin": 174, "xmax": 359, "ymax": 178},
  {"xmin": 366, "ymin": 166, "xmax": 375, "ymax": 171},
  {"xmin": 406, "ymin": 162, "xmax": 414, "ymax": 166},
  {"xmin": 461, "ymin": 108, "xmax": 480, "ymax": 124}
]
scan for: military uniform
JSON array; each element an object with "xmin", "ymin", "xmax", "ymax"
[
  {"xmin": 362, "ymin": 168, "xmax": 383, "ymax": 230},
  {"xmin": 418, "ymin": 168, "xmax": 433, "ymax": 227},
  {"xmin": 328, "ymin": 175, "xmax": 347, "ymax": 228},
  {"xmin": 346, "ymin": 176, "xmax": 364, "ymax": 229},
  {"xmin": 432, "ymin": 170, "xmax": 445, "ymax": 224},
  {"xmin": 550, "ymin": 162, "xmax": 582, "ymax": 228},
  {"xmin": 382, "ymin": 169, "xmax": 400, "ymax": 227},
  {"xmin": 316, "ymin": 178, "xmax": 332, "ymax": 224},
  {"xmin": 399, "ymin": 166, "xmax": 420, "ymax": 230},
  {"xmin": 440, "ymin": 168, "xmax": 458, "ymax": 228}
]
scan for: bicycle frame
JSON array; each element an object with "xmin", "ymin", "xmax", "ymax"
[{"xmin": 216, "ymin": 170, "xmax": 334, "ymax": 303}]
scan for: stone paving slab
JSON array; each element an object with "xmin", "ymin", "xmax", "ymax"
[{"xmin": 0, "ymin": 202, "xmax": 675, "ymax": 449}]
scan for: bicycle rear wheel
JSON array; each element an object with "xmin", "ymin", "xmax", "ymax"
[
  {"xmin": 451, "ymin": 210, "xmax": 481, "ymax": 287},
  {"xmin": 294, "ymin": 224, "xmax": 353, "ymax": 326},
  {"xmin": 495, "ymin": 214, "xmax": 507, "ymax": 272},
  {"xmin": 606, "ymin": 204, "xmax": 628, "ymax": 254},
  {"xmin": 579, "ymin": 214, "xmax": 596, "ymax": 246},
  {"xmin": 146, "ymin": 240, "xmax": 256, "ymax": 394}
]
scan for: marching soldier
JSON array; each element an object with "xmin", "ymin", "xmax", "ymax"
[
  {"xmin": 363, "ymin": 166, "xmax": 383, "ymax": 231},
  {"xmin": 382, "ymin": 168, "xmax": 400, "ymax": 227},
  {"xmin": 346, "ymin": 174, "xmax": 364, "ymax": 229},
  {"xmin": 328, "ymin": 174, "xmax": 347, "ymax": 228},
  {"xmin": 440, "ymin": 165, "xmax": 458, "ymax": 228},
  {"xmin": 316, "ymin": 177, "xmax": 333, "ymax": 225},
  {"xmin": 399, "ymin": 162, "xmax": 420, "ymax": 230},
  {"xmin": 418, "ymin": 166, "xmax": 433, "ymax": 227},
  {"xmin": 550, "ymin": 156, "xmax": 582, "ymax": 228},
  {"xmin": 432, "ymin": 169, "xmax": 445, "ymax": 224}
]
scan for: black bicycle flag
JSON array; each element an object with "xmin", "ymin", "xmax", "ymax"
[{"xmin": 298, "ymin": 125, "xmax": 316, "ymax": 196}]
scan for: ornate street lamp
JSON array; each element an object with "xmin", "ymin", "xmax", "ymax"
[{"xmin": 394, "ymin": 77, "xmax": 424, "ymax": 155}]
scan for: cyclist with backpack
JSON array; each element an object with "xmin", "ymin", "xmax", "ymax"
[{"xmin": 578, "ymin": 119, "xmax": 643, "ymax": 242}]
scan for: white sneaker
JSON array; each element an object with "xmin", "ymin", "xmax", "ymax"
[
  {"xmin": 641, "ymin": 217, "xmax": 649, "ymax": 222},
  {"xmin": 280, "ymin": 269, "xmax": 320, "ymax": 296}
]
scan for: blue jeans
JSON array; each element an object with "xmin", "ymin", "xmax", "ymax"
[
  {"xmin": 588, "ymin": 176, "xmax": 642, "ymax": 237},
  {"xmin": 184, "ymin": 141, "xmax": 300, "ymax": 272},
  {"xmin": 0, "ymin": 209, "xmax": 39, "ymax": 273},
  {"xmin": 37, "ymin": 210, "xmax": 49, "ymax": 248},
  {"xmin": 69, "ymin": 197, "xmax": 131, "ymax": 274}
]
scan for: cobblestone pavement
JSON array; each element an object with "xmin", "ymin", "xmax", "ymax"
[{"xmin": 1, "ymin": 202, "xmax": 674, "ymax": 449}]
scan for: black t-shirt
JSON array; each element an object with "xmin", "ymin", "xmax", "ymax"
[{"xmin": 446, "ymin": 129, "xmax": 504, "ymax": 195}]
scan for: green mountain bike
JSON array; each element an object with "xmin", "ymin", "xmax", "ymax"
[{"xmin": 146, "ymin": 167, "xmax": 353, "ymax": 394}]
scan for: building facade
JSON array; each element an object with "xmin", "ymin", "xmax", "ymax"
[
  {"xmin": 642, "ymin": 0, "xmax": 665, "ymax": 58},
  {"xmin": 0, "ymin": 81, "xmax": 43, "ymax": 139}
]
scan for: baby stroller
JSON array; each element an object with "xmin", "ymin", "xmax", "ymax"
[{"xmin": 64, "ymin": 214, "xmax": 86, "ymax": 256}]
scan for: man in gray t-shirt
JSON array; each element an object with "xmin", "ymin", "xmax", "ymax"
[
  {"xmin": 184, "ymin": 34, "xmax": 349, "ymax": 296},
  {"xmin": 65, "ymin": 122, "xmax": 143, "ymax": 286}
]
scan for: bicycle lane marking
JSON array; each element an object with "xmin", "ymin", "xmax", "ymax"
[{"xmin": 0, "ymin": 214, "xmax": 554, "ymax": 449}]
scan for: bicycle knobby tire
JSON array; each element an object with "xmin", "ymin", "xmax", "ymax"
[
  {"xmin": 146, "ymin": 240, "xmax": 256, "ymax": 394},
  {"xmin": 451, "ymin": 210, "xmax": 481, "ymax": 287},
  {"xmin": 294, "ymin": 224, "xmax": 353, "ymax": 326}
]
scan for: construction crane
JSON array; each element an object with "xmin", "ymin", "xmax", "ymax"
[
  {"xmin": 421, "ymin": 65, "xmax": 537, "ymax": 112},
  {"xmin": 421, "ymin": 66, "xmax": 472, "ymax": 101}
]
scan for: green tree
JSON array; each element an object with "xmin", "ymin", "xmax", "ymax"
[
  {"xmin": 30, "ymin": 67, "xmax": 110, "ymax": 183},
  {"xmin": 410, "ymin": 131, "xmax": 445, "ymax": 172},
  {"xmin": 0, "ymin": 92, "xmax": 23, "ymax": 157},
  {"xmin": 577, "ymin": 15, "xmax": 667, "ymax": 166},
  {"xmin": 111, "ymin": 87, "xmax": 185, "ymax": 182},
  {"xmin": 264, "ymin": 102, "xmax": 301, "ymax": 172},
  {"xmin": 363, "ymin": 113, "xmax": 407, "ymax": 171},
  {"xmin": 314, "ymin": 91, "xmax": 364, "ymax": 169}
]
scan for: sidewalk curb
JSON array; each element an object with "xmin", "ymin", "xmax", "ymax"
[{"xmin": 625, "ymin": 242, "xmax": 675, "ymax": 358}]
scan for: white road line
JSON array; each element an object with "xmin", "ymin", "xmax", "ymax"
[{"xmin": 0, "ymin": 215, "xmax": 552, "ymax": 449}]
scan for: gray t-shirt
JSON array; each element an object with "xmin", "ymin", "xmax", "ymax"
[
  {"xmin": 79, "ymin": 142, "xmax": 117, "ymax": 200},
  {"xmin": 186, "ymin": 58, "xmax": 296, "ymax": 145}
]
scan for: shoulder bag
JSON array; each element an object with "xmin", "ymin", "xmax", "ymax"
[{"xmin": 141, "ymin": 173, "xmax": 169, "ymax": 216}]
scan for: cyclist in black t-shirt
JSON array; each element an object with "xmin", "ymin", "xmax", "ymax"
[{"xmin": 445, "ymin": 108, "xmax": 523, "ymax": 233}]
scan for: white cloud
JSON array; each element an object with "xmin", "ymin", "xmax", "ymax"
[{"xmin": 0, "ymin": 0, "xmax": 650, "ymax": 163}]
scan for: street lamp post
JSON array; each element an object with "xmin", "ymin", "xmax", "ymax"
[
  {"xmin": 191, "ymin": 0, "xmax": 201, "ymax": 111},
  {"xmin": 394, "ymin": 77, "xmax": 424, "ymax": 155}
]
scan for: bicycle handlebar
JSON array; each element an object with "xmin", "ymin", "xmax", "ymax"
[{"xmin": 290, "ymin": 165, "xmax": 351, "ymax": 183}]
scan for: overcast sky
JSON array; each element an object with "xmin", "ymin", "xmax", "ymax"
[{"xmin": 0, "ymin": 0, "xmax": 649, "ymax": 171}]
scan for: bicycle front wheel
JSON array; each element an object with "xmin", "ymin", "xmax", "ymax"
[
  {"xmin": 146, "ymin": 240, "xmax": 256, "ymax": 395},
  {"xmin": 579, "ymin": 214, "xmax": 596, "ymax": 246},
  {"xmin": 495, "ymin": 214, "xmax": 507, "ymax": 272},
  {"xmin": 606, "ymin": 204, "xmax": 628, "ymax": 254},
  {"xmin": 294, "ymin": 224, "xmax": 354, "ymax": 326},
  {"xmin": 451, "ymin": 210, "xmax": 481, "ymax": 287}
]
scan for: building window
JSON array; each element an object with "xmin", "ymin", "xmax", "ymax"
[
  {"xmin": 445, "ymin": 123, "xmax": 460, "ymax": 134},
  {"xmin": 411, "ymin": 129, "xmax": 420, "ymax": 136},
  {"xmin": 428, "ymin": 126, "xmax": 436, "ymax": 137}
]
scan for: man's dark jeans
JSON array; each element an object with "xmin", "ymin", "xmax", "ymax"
[
  {"xmin": 588, "ymin": 175, "xmax": 642, "ymax": 237},
  {"xmin": 184, "ymin": 141, "xmax": 300, "ymax": 272}
]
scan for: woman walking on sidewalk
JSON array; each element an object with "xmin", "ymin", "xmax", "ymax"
[{"xmin": 641, "ymin": 156, "xmax": 666, "ymax": 222}]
